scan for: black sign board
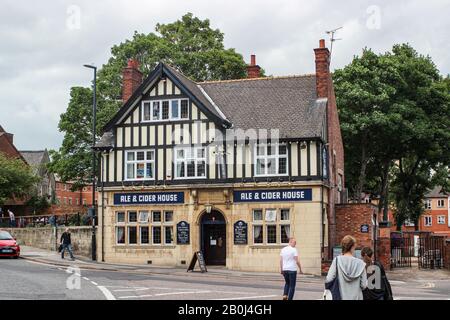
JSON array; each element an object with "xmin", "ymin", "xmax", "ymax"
[
  {"xmin": 360, "ymin": 224, "xmax": 370, "ymax": 233},
  {"xmin": 187, "ymin": 251, "xmax": 207, "ymax": 273},
  {"xmin": 177, "ymin": 221, "xmax": 190, "ymax": 245},
  {"xmin": 234, "ymin": 220, "xmax": 248, "ymax": 245}
]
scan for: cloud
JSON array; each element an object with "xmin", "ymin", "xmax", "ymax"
[{"xmin": 0, "ymin": 0, "xmax": 449, "ymax": 150}]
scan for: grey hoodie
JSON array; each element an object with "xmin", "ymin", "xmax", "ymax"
[{"xmin": 326, "ymin": 255, "xmax": 368, "ymax": 300}]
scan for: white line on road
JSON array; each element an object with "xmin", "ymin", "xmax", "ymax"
[
  {"xmin": 91, "ymin": 281, "xmax": 98, "ymax": 286},
  {"xmin": 97, "ymin": 286, "xmax": 116, "ymax": 300},
  {"xmin": 83, "ymin": 277, "xmax": 90, "ymax": 281},
  {"xmin": 213, "ymin": 295, "xmax": 278, "ymax": 300},
  {"xmin": 119, "ymin": 290, "xmax": 212, "ymax": 299}
]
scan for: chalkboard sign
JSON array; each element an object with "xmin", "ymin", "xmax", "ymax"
[
  {"xmin": 177, "ymin": 221, "xmax": 190, "ymax": 245},
  {"xmin": 187, "ymin": 251, "xmax": 207, "ymax": 273},
  {"xmin": 234, "ymin": 220, "xmax": 248, "ymax": 245}
]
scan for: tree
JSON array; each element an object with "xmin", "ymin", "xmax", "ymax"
[
  {"xmin": 50, "ymin": 13, "xmax": 251, "ymax": 187},
  {"xmin": 333, "ymin": 48, "xmax": 400, "ymax": 204},
  {"xmin": 335, "ymin": 44, "xmax": 450, "ymax": 226},
  {"xmin": 0, "ymin": 153, "xmax": 39, "ymax": 206}
]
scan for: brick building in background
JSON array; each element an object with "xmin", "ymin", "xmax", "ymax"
[
  {"xmin": 52, "ymin": 177, "xmax": 97, "ymax": 215},
  {"xmin": 0, "ymin": 125, "xmax": 28, "ymax": 214}
]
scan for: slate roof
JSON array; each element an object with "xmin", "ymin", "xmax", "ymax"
[
  {"xmin": 425, "ymin": 186, "xmax": 449, "ymax": 198},
  {"xmin": 94, "ymin": 131, "xmax": 115, "ymax": 150},
  {"xmin": 199, "ymin": 75, "xmax": 325, "ymax": 138},
  {"xmin": 20, "ymin": 150, "xmax": 46, "ymax": 167}
]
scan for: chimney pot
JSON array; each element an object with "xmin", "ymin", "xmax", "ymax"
[
  {"xmin": 319, "ymin": 39, "xmax": 326, "ymax": 48},
  {"xmin": 246, "ymin": 54, "xmax": 261, "ymax": 79}
]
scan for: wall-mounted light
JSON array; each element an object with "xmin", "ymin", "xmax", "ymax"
[{"xmin": 205, "ymin": 204, "xmax": 212, "ymax": 214}]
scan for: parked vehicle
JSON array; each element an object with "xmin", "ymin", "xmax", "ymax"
[{"xmin": 0, "ymin": 230, "xmax": 20, "ymax": 258}]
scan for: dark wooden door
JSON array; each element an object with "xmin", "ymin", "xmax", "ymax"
[{"xmin": 202, "ymin": 224, "xmax": 226, "ymax": 265}]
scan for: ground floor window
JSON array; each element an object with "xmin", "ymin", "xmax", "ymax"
[
  {"xmin": 115, "ymin": 210, "xmax": 175, "ymax": 246},
  {"xmin": 252, "ymin": 208, "xmax": 291, "ymax": 245}
]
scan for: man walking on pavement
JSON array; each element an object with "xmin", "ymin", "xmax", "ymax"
[
  {"xmin": 60, "ymin": 228, "xmax": 75, "ymax": 261},
  {"xmin": 280, "ymin": 237, "xmax": 303, "ymax": 300}
]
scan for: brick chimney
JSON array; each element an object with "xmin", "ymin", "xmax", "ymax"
[
  {"xmin": 314, "ymin": 39, "xmax": 331, "ymax": 98},
  {"xmin": 122, "ymin": 59, "xmax": 143, "ymax": 103},
  {"xmin": 246, "ymin": 54, "xmax": 261, "ymax": 78}
]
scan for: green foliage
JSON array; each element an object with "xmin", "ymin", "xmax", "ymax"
[
  {"xmin": 50, "ymin": 13, "xmax": 251, "ymax": 187},
  {"xmin": 0, "ymin": 153, "xmax": 39, "ymax": 206},
  {"xmin": 335, "ymin": 44, "xmax": 450, "ymax": 227},
  {"xmin": 25, "ymin": 194, "xmax": 51, "ymax": 214}
]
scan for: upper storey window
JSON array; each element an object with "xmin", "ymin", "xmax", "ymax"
[
  {"xmin": 142, "ymin": 99, "xmax": 189, "ymax": 122},
  {"xmin": 255, "ymin": 144, "xmax": 288, "ymax": 177}
]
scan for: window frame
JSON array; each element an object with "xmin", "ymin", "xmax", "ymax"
[
  {"xmin": 437, "ymin": 215, "xmax": 446, "ymax": 225},
  {"xmin": 141, "ymin": 98, "xmax": 189, "ymax": 122},
  {"xmin": 425, "ymin": 199, "xmax": 432, "ymax": 210},
  {"xmin": 124, "ymin": 150, "xmax": 155, "ymax": 181},
  {"xmin": 437, "ymin": 199, "xmax": 445, "ymax": 208},
  {"xmin": 174, "ymin": 147, "xmax": 207, "ymax": 179},
  {"xmin": 254, "ymin": 144, "xmax": 289, "ymax": 177},
  {"xmin": 424, "ymin": 216, "xmax": 432, "ymax": 227}
]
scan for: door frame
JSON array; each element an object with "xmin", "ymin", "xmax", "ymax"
[{"xmin": 199, "ymin": 209, "xmax": 227, "ymax": 265}]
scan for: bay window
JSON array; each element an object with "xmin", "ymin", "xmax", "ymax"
[
  {"xmin": 255, "ymin": 144, "xmax": 288, "ymax": 176},
  {"xmin": 125, "ymin": 150, "xmax": 155, "ymax": 180}
]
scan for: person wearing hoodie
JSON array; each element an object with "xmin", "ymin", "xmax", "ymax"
[{"xmin": 326, "ymin": 235, "xmax": 367, "ymax": 300}]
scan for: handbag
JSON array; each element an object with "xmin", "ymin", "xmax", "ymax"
[
  {"xmin": 58, "ymin": 244, "xmax": 63, "ymax": 253},
  {"xmin": 324, "ymin": 256, "xmax": 342, "ymax": 300}
]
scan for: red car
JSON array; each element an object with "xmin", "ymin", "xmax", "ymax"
[{"xmin": 0, "ymin": 230, "xmax": 20, "ymax": 258}]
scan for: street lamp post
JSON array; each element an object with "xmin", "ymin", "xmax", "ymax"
[{"xmin": 84, "ymin": 64, "xmax": 97, "ymax": 261}]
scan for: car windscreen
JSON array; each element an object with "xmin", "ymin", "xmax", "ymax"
[{"xmin": 0, "ymin": 231, "xmax": 13, "ymax": 240}]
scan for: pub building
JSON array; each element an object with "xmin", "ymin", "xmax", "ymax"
[{"xmin": 94, "ymin": 39, "xmax": 345, "ymax": 275}]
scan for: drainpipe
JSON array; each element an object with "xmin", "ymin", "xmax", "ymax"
[{"xmin": 101, "ymin": 152, "xmax": 106, "ymax": 262}]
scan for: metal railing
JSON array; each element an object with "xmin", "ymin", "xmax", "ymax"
[{"xmin": 0, "ymin": 213, "xmax": 92, "ymax": 228}]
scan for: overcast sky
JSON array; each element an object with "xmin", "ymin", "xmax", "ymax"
[{"xmin": 1, "ymin": 0, "xmax": 449, "ymax": 151}]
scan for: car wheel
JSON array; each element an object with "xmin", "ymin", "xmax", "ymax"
[{"xmin": 13, "ymin": 256, "xmax": 19, "ymax": 259}]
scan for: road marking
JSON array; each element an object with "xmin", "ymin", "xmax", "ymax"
[
  {"xmin": 91, "ymin": 281, "xmax": 98, "ymax": 286},
  {"xmin": 113, "ymin": 287, "xmax": 150, "ymax": 292},
  {"xmin": 154, "ymin": 290, "xmax": 211, "ymax": 296},
  {"xmin": 83, "ymin": 277, "xmax": 90, "ymax": 281},
  {"xmin": 213, "ymin": 295, "xmax": 278, "ymax": 300},
  {"xmin": 119, "ymin": 290, "xmax": 212, "ymax": 299},
  {"xmin": 97, "ymin": 286, "xmax": 116, "ymax": 300}
]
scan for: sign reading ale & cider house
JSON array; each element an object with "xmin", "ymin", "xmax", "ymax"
[
  {"xmin": 177, "ymin": 221, "xmax": 190, "ymax": 245},
  {"xmin": 233, "ymin": 189, "xmax": 312, "ymax": 203},
  {"xmin": 234, "ymin": 220, "xmax": 248, "ymax": 245},
  {"xmin": 113, "ymin": 192, "xmax": 184, "ymax": 205}
]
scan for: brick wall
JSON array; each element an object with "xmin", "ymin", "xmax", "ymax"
[
  {"xmin": 4, "ymin": 226, "xmax": 95, "ymax": 258},
  {"xmin": 445, "ymin": 239, "xmax": 450, "ymax": 270},
  {"xmin": 335, "ymin": 203, "xmax": 377, "ymax": 249}
]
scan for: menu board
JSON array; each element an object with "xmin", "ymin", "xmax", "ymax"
[
  {"xmin": 177, "ymin": 221, "xmax": 190, "ymax": 245},
  {"xmin": 234, "ymin": 220, "xmax": 248, "ymax": 245}
]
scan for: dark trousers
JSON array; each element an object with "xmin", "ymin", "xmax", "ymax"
[
  {"xmin": 61, "ymin": 244, "xmax": 74, "ymax": 259},
  {"xmin": 283, "ymin": 271, "xmax": 297, "ymax": 300}
]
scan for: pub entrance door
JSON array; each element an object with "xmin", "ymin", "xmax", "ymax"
[{"xmin": 200, "ymin": 210, "xmax": 226, "ymax": 265}]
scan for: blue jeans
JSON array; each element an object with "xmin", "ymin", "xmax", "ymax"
[
  {"xmin": 61, "ymin": 244, "xmax": 74, "ymax": 259},
  {"xmin": 283, "ymin": 271, "xmax": 297, "ymax": 300}
]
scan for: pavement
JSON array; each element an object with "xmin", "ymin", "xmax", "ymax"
[{"xmin": 0, "ymin": 246, "xmax": 448, "ymax": 300}]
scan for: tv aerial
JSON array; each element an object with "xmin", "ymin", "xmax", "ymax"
[{"xmin": 325, "ymin": 26, "xmax": 343, "ymax": 56}]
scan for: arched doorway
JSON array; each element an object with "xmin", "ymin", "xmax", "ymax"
[{"xmin": 200, "ymin": 210, "xmax": 226, "ymax": 265}]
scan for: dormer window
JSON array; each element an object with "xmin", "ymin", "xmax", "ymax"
[{"xmin": 142, "ymin": 98, "xmax": 189, "ymax": 122}]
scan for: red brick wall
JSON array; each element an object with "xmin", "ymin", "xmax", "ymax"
[
  {"xmin": 335, "ymin": 203, "xmax": 377, "ymax": 249},
  {"xmin": 53, "ymin": 181, "xmax": 96, "ymax": 214},
  {"xmin": 443, "ymin": 239, "xmax": 450, "ymax": 269}
]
